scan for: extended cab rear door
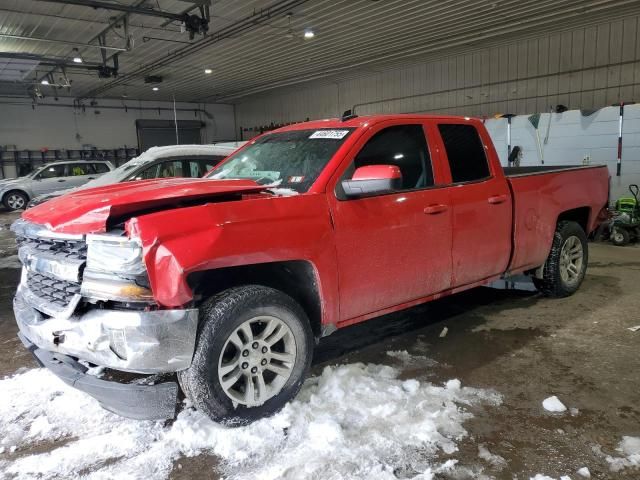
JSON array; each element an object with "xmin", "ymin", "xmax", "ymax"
[
  {"xmin": 431, "ymin": 121, "xmax": 512, "ymax": 286},
  {"xmin": 327, "ymin": 120, "xmax": 453, "ymax": 323}
]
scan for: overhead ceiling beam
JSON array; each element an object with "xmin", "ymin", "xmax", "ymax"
[
  {"xmin": 0, "ymin": 52, "xmax": 104, "ymax": 70},
  {"xmin": 78, "ymin": 0, "xmax": 311, "ymax": 99},
  {"xmin": 36, "ymin": 0, "xmax": 193, "ymax": 22},
  {"xmin": 0, "ymin": 33, "xmax": 128, "ymax": 52}
]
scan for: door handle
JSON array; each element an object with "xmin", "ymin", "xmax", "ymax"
[
  {"xmin": 424, "ymin": 204, "xmax": 448, "ymax": 215},
  {"xmin": 87, "ymin": 177, "xmax": 95, "ymax": 180},
  {"xmin": 57, "ymin": 179, "xmax": 66, "ymax": 182},
  {"xmin": 488, "ymin": 194, "xmax": 508, "ymax": 205}
]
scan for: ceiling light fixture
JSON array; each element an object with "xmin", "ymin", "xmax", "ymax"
[
  {"xmin": 41, "ymin": 79, "xmax": 49, "ymax": 85},
  {"xmin": 72, "ymin": 48, "xmax": 83, "ymax": 63},
  {"xmin": 152, "ymin": 87, "xmax": 159, "ymax": 91},
  {"xmin": 303, "ymin": 28, "xmax": 315, "ymax": 39},
  {"xmin": 204, "ymin": 68, "xmax": 213, "ymax": 74}
]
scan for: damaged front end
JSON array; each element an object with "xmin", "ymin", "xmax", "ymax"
[{"xmin": 11, "ymin": 218, "xmax": 198, "ymax": 420}]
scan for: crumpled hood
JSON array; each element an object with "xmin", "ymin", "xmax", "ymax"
[{"xmin": 22, "ymin": 177, "xmax": 267, "ymax": 234}]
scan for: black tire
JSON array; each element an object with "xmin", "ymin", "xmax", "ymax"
[
  {"xmin": 3, "ymin": 190, "xmax": 28, "ymax": 211},
  {"xmin": 610, "ymin": 227, "xmax": 631, "ymax": 246},
  {"xmin": 533, "ymin": 221, "xmax": 588, "ymax": 298},
  {"xmin": 178, "ymin": 285, "xmax": 314, "ymax": 426}
]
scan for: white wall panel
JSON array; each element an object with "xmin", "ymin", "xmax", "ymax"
[
  {"xmin": 485, "ymin": 105, "xmax": 640, "ymax": 198},
  {"xmin": 0, "ymin": 99, "xmax": 235, "ymax": 151},
  {"xmin": 236, "ymin": 15, "xmax": 640, "ymax": 130}
]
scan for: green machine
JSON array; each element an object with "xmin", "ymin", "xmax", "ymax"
[{"xmin": 611, "ymin": 184, "xmax": 640, "ymax": 246}]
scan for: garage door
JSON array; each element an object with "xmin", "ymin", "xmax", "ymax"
[{"xmin": 135, "ymin": 120, "xmax": 204, "ymax": 151}]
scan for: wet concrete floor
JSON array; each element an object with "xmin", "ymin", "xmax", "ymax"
[{"xmin": 1, "ymin": 209, "xmax": 639, "ymax": 479}]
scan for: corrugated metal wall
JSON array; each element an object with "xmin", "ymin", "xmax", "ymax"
[
  {"xmin": 484, "ymin": 106, "xmax": 640, "ymax": 198},
  {"xmin": 236, "ymin": 15, "xmax": 640, "ymax": 128}
]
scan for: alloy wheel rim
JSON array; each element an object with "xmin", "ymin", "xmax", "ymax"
[
  {"xmin": 559, "ymin": 235, "xmax": 583, "ymax": 286},
  {"xmin": 218, "ymin": 315, "xmax": 296, "ymax": 407},
  {"xmin": 8, "ymin": 194, "xmax": 24, "ymax": 209}
]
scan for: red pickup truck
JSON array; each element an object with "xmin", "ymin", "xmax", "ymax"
[{"xmin": 13, "ymin": 114, "xmax": 609, "ymax": 424}]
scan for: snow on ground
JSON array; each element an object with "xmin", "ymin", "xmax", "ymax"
[
  {"xmin": 477, "ymin": 444, "xmax": 506, "ymax": 469},
  {"xmin": 542, "ymin": 395, "xmax": 567, "ymax": 413},
  {"xmin": 385, "ymin": 349, "xmax": 435, "ymax": 367},
  {"xmin": 576, "ymin": 466, "xmax": 591, "ymax": 477},
  {"xmin": 0, "ymin": 362, "xmax": 501, "ymax": 480},
  {"xmin": 0, "ymin": 255, "xmax": 21, "ymax": 269},
  {"xmin": 605, "ymin": 436, "xmax": 640, "ymax": 472}
]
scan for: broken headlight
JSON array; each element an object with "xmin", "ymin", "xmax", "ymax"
[
  {"xmin": 82, "ymin": 234, "xmax": 153, "ymax": 302},
  {"xmin": 85, "ymin": 234, "xmax": 146, "ymax": 275}
]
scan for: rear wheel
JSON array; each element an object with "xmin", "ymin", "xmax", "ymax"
[
  {"xmin": 611, "ymin": 227, "xmax": 631, "ymax": 246},
  {"xmin": 533, "ymin": 221, "xmax": 588, "ymax": 298},
  {"xmin": 3, "ymin": 191, "xmax": 28, "ymax": 211},
  {"xmin": 178, "ymin": 285, "xmax": 314, "ymax": 425}
]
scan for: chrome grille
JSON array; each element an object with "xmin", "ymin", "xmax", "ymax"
[
  {"xmin": 16, "ymin": 235, "xmax": 87, "ymax": 262},
  {"xmin": 26, "ymin": 272, "xmax": 81, "ymax": 308},
  {"xmin": 12, "ymin": 220, "xmax": 86, "ymax": 317}
]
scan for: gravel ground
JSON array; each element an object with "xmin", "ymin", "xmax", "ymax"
[{"xmin": 0, "ymin": 209, "xmax": 638, "ymax": 479}]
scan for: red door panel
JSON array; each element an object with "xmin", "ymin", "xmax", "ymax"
[
  {"xmin": 432, "ymin": 120, "xmax": 512, "ymax": 287},
  {"xmin": 330, "ymin": 188, "xmax": 452, "ymax": 321},
  {"xmin": 449, "ymin": 180, "xmax": 511, "ymax": 285},
  {"xmin": 326, "ymin": 120, "xmax": 453, "ymax": 323}
]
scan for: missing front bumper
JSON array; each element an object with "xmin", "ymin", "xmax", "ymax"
[
  {"xmin": 14, "ymin": 285, "xmax": 198, "ymax": 374},
  {"xmin": 19, "ymin": 333, "xmax": 179, "ymax": 420}
]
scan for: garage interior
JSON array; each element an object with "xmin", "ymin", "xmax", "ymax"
[{"xmin": 1, "ymin": 1, "xmax": 640, "ymax": 479}]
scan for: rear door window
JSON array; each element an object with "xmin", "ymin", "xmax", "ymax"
[
  {"xmin": 92, "ymin": 163, "xmax": 110, "ymax": 173},
  {"xmin": 438, "ymin": 124, "xmax": 490, "ymax": 183},
  {"xmin": 187, "ymin": 160, "xmax": 205, "ymax": 177},
  {"xmin": 69, "ymin": 163, "xmax": 91, "ymax": 176},
  {"xmin": 158, "ymin": 160, "xmax": 183, "ymax": 178}
]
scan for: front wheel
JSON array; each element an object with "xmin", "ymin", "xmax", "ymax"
[
  {"xmin": 3, "ymin": 191, "xmax": 28, "ymax": 211},
  {"xmin": 533, "ymin": 221, "xmax": 588, "ymax": 298},
  {"xmin": 178, "ymin": 285, "xmax": 314, "ymax": 425}
]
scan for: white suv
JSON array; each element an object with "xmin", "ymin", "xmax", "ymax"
[{"xmin": 0, "ymin": 160, "xmax": 114, "ymax": 211}]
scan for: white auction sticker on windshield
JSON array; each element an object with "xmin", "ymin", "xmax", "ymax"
[{"xmin": 309, "ymin": 130, "xmax": 349, "ymax": 139}]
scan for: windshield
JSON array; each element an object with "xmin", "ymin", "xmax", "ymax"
[{"xmin": 206, "ymin": 128, "xmax": 354, "ymax": 192}]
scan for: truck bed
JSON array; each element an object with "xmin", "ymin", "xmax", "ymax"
[
  {"xmin": 504, "ymin": 165, "xmax": 603, "ymax": 177},
  {"xmin": 505, "ymin": 164, "xmax": 609, "ymax": 275}
]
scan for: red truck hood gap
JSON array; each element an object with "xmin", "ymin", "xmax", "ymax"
[{"xmin": 23, "ymin": 177, "xmax": 268, "ymax": 234}]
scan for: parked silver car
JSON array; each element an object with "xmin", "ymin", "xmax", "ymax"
[
  {"xmin": 26, "ymin": 143, "xmax": 245, "ymax": 208},
  {"xmin": 0, "ymin": 160, "xmax": 114, "ymax": 211}
]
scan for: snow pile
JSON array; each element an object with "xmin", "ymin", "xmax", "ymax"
[
  {"xmin": 386, "ymin": 349, "xmax": 434, "ymax": 366},
  {"xmin": 576, "ymin": 466, "xmax": 591, "ymax": 477},
  {"xmin": 0, "ymin": 363, "xmax": 501, "ymax": 480},
  {"xmin": 606, "ymin": 436, "xmax": 640, "ymax": 472},
  {"xmin": 542, "ymin": 395, "xmax": 567, "ymax": 413},
  {"xmin": 477, "ymin": 444, "xmax": 507, "ymax": 469}
]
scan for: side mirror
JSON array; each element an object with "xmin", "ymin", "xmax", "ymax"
[{"xmin": 341, "ymin": 165, "xmax": 402, "ymax": 198}]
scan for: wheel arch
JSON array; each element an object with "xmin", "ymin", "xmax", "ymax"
[
  {"xmin": 557, "ymin": 206, "xmax": 591, "ymax": 234},
  {"xmin": 2, "ymin": 189, "xmax": 30, "ymax": 201},
  {"xmin": 187, "ymin": 260, "xmax": 324, "ymax": 339}
]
